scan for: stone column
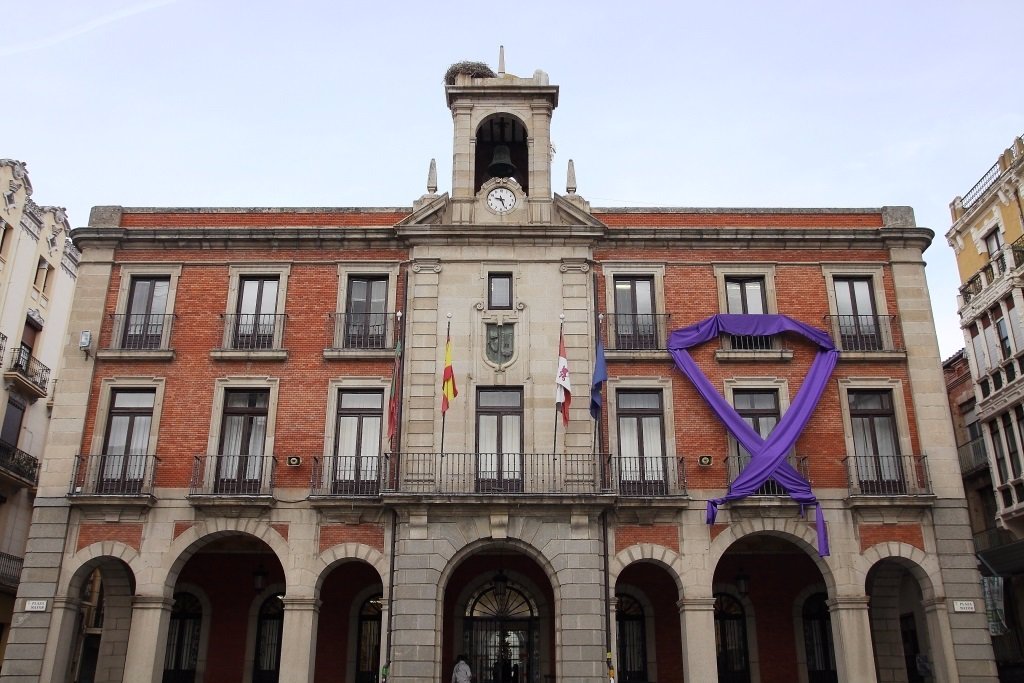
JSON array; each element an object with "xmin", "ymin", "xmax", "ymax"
[
  {"xmin": 678, "ymin": 597, "xmax": 717, "ymax": 682},
  {"xmin": 37, "ymin": 597, "xmax": 80, "ymax": 683},
  {"xmin": 921, "ymin": 598, "xmax": 958, "ymax": 683},
  {"xmin": 278, "ymin": 596, "xmax": 320, "ymax": 683},
  {"xmin": 121, "ymin": 595, "xmax": 173, "ymax": 683},
  {"xmin": 828, "ymin": 595, "xmax": 878, "ymax": 683}
]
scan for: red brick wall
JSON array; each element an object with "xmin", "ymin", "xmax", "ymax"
[
  {"xmin": 76, "ymin": 522, "xmax": 143, "ymax": 552},
  {"xmin": 615, "ymin": 525, "xmax": 679, "ymax": 554},
  {"xmin": 859, "ymin": 523, "xmax": 925, "ymax": 552},
  {"xmin": 593, "ymin": 212, "xmax": 884, "ymax": 227},
  {"xmin": 120, "ymin": 211, "xmax": 409, "ymax": 227},
  {"xmin": 319, "ymin": 524, "xmax": 385, "ymax": 554},
  {"xmin": 617, "ymin": 562, "xmax": 683, "ymax": 683},
  {"xmin": 173, "ymin": 521, "xmax": 196, "ymax": 539}
]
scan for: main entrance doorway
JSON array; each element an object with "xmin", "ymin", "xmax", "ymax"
[{"xmin": 465, "ymin": 576, "xmax": 536, "ymax": 683}]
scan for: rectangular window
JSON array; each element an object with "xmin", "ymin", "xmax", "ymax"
[
  {"xmin": 344, "ymin": 276, "xmax": 388, "ymax": 349},
  {"xmin": 613, "ymin": 276, "xmax": 656, "ymax": 350},
  {"xmin": 333, "ymin": 390, "xmax": 383, "ymax": 494},
  {"xmin": 100, "ymin": 390, "xmax": 155, "ymax": 493},
  {"xmin": 725, "ymin": 277, "xmax": 771, "ymax": 350},
  {"xmin": 616, "ymin": 390, "xmax": 667, "ymax": 495},
  {"xmin": 990, "ymin": 420, "xmax": 1010, "ymax": 484},
  {"xmin": 33, "ymin": 258, "xmax": 50, "ymax": 291},
  {"xmin": 123, "ymin": 277, "xmax": 170, "ymax": 349},
  {"xmin": 986, "ymin": 229, "xmax": 1004, "ymax": 258},
  {"xmin": 733, "ymin": 390, "xmax": 782, "ymax": 494},
  {"xmin": 217, "ymin": 389, "xmax": 269, "ymax": 493},
  {"xmin": 970, "ymin": 323, "xmax": 990, "ymax": 373},
  {"xmin": 0, "ymin": 398, "xmax": 24, "ymax": 448},
  {"xmin": 982, "ymin": 317, "xmax": 1002, "ymax": 369},
  {"xmin": 234, "ymin": 277, "xmax": 279, "ymax": 349},
  {"xmin": 834, "ymin": 277, "xmax": 880, "ymax": 351},
  {"xmin": 488, "ymin": 273, "xmax": 512, "ymax": 310},
  {"xmin": 993, "ymin": 306, "xmax": 1014, "ymax": 360},
  {"xmin": 1002, "ymin": 413, "xmax": 1023, "ymax": 479},
  {"xmin": 475, "ymin": 388, "xmax": 523, "ymax": 493},
  {"xmin": 849, "ymin": 390, "xmax": 905, "ymax": 493}
]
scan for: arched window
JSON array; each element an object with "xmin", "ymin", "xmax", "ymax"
[
  {"xmin": 802, "ymin": 593, "xmax": 837, "ymax": 683},
  {"xmin": 253, "ymin": 593, "xmax": 284, "ymax": 683},
  {"xmin": 356, "ymin": 595, "xmax": 383, "ymax": 683},
  {"xmin": 616, "ymin": 594, "xmax": 648, "ymax": 683},
  {"xmin": 163, "ymin": 592, "xmax": 201, "ymax": 683},
  {"xmin": 465, "ymin": 575, "xmax": 537, "ymax": 683},
  {"xmin": 714, "ymin": 593, "xmax": 750, "ymax": 683}
]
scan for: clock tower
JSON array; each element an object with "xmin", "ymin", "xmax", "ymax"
[{"xmin": 444, "ymin": 55, "xmax": 559, "ymax": 224}]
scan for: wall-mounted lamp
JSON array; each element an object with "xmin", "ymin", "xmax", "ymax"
[
  {"xmin": 78, "ymin": 330, "xmax": 92, "ymax": 359},
  {"xmin": 253, "ymin": 564, "xmax": 268, "ymax": 593},
  {"xmin": 493, "ymin": 569, "xmax": 509, "ymax": 602},
  {"xmin": 734, "ymin": 568, "xmax": 750, "ymax": 597}
]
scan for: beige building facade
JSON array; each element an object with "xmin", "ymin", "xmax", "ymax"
[
  {"xmin": 0, "ymin": 160, "xmax": 78, "ymax": 663},
  {"xmin": 0, "ymin": 64, "xmax": 998, "ymax": 683}
]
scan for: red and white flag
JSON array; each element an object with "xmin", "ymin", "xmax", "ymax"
[{"xmin": 555, "ymin": 329, "xmax": 571, "ymax": 426}]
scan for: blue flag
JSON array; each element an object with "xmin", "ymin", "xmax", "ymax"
[{"xmin": 590, "ymin": 341, "xmax": 607, "ymax": 420}]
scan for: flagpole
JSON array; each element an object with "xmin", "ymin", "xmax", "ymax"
[
  {"xmin": 440, "ymin": 316, "xmax": 451, "ymax": 456},
  {"xmin": 553, "ymin": 315, "xmax": 564, "ymax": 453}
]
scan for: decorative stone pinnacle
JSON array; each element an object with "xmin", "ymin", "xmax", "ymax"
[
  {"xmin": 498, "ymin": 46, "xmax": 505, "ymax": 76},
  {"xmin": 427, "ymin": 158, "xmax": 437, "ymax": 194},
  {"xmin": 566, "ymin": 159, "xmax": 577, "ymax": 195}
]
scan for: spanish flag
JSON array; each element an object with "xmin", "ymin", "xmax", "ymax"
[{"xmin": 441, "ymin": 332, "xmax": 458, "ymax": 413}]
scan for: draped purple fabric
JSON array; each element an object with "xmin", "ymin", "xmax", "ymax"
[{"xmin": 667, "ymin": 314, "xmax": 838, "ymax": 556}]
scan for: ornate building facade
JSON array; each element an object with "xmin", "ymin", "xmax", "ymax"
[
  {"xmin": 0, "ymin": 64, "xmax": 997, "ymax": 682},
  {"xmin": 0, "ymin": 160, "xmax": 78, "ymax": 663}
]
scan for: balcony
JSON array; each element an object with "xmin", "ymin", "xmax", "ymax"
[
  {"xmin": 610, "ymin": 454, "xmax": 687, "ymax": 497},
  {"xmin": 973, "ymin": 527, "xmax": 1016, "ymax": 553},
  {"xmin": 385, "ymin": 452, "xmax": 611, "ymax": 497},
  {"xmin": 957, "ymin": 437, "xmax": 990, "ymax": 475},
  {"xmin": 211, "ymin": 314, "xmax": 287, "ymax": 360},
  {"xmin": 4, "ymin": 348, "xmax": 50, "ymax": 400},
  {"xmin": 100, "ymin": 313, "xmax": 176, "ymax": 359},
  {"xmin": 0, "ymin": 440, "xmax": 39, "ymax": 487},
  {"xmin": 311, "ymin": 454, "xmax": 385, "ymax": 497},
  {"xmin": 822, "ymin": 315, "xmax": 904, "ymax": 354},
  {"xmin": 960, "ymin": 250, "xmax": 1011, "ymax": 307},
  {"xmin": 725, "ymin": 453, "xmax": 809, "ymax": 496},
  {"xmin": 68, "ymin": 453, "xmax": 158, "ymax": 504},
  {"xmin": 324, "ymin": 312, "xmax": 400, "ymax": 358},
  {"xmin": 0, "ymin": 551, "xmax": 23, "ymax": 589},
  {"xmin": 843, "ymin": 453, "xmax": 932, "ymax": 498},
  {"xmin": 188, "ymin": 454, "xmax": 276, "ymax": 506},
  {"xmin": 602, "ymin": 313, "xmax": 671, "ymax": 352}
]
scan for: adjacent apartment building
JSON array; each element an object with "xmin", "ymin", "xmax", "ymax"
[
  {"xmin": 946, "ymin": 135, "xmax": 1024, "ymax": 681},
  {"xmin": 0, "ymin": 63, "xmax": 997, "ymax": 683},
  {"xmin": 0, "ymin": 160, "xmax": 78, "ymax": 662}
]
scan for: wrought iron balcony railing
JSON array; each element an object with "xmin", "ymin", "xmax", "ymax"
[
  {"xmin": 0, "ymin": 551, "xmax": 23, "ymax": 587},
  {"xmin": 610, "ymin": 454, "xmax": 687, "ymax": 497},
  {"xmin": 957, "ymin": 437, "xmax": 989, "ymax": 475},
  {"xmin": 68, "ymin": 453, "xmax": 158, "ymax": 496},
  {"xmin": 0, "ymin": 440, "xmax": 39, "ymax": 485},
  {"xmin": 327, "ymin": 312, "xmax": 399, "ymax": 351},
  {"xmin": 108, "ymin": 313, "xmax": 175, "ymax": 350},
  {"xmin": 822, "ymin": 315, "xmax": 903, "ymax": 352},
  {"xmin": 8, "ymin": 348, "xmax": 50, "ymax": 393},
  {"xmin": 963, "ymin": 161, "xmax": 1002, "ymax": 210},
  {"xmin": 973, "ymin": 527, "xmax": 1016, "ymax": 553},
  {"xmin": 721, "ymin": 334, "xmax": 782, "ymax": 352},
  {"xmin": 0, "ymin": 332, "xmax": 7, "ymax": 359},
  {"xmin": 312, "ymin": 454, "xmax": 385, "ymax": 496},
  {"xmin": 387, "ymin": 452, "xmax": 609, "ymax": 495},
  {"xmin": 189, "ymin": 454, "xmax": 276, "ymax": 497},
  {"xmin": 960, "ymin": 252, "xmax": 1010, "ymax": 306},
  {"xmin": 602, "ymin": 313, "xmax": 672, "ymax": 351},
  {"xmin": 725, "ymin": 453, "xmax": 809, "ymax": 496},
  {"xmin": 843, "ymin": 453, "xmax": 931, "ymax": 496},
  {"xmin": 219, "ymin": 314, "xmax": 286, "ymax": 351}
]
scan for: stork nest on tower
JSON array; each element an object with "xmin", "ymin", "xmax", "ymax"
[{"xmin": 444, "ymin": 61, "xmax": 497, "ymax": 85}]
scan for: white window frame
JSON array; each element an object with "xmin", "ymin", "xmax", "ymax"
[
  {"xmin": 89, "ymin": 377, "xmax": 167, "ymax": 456},
  {"xmin": 322, "ymin": 376, "xmax": 394, "ymax": 460},
  {"xmin": 714, "ymin": 264, "xmax": 778, "ymax": 315},
  {"xmin": 206, "ymin": 376, "xmax": 280, "ymax": 457},
  {"xmin": 836, "ymin": 377, "xmax": 913, "ymax": 459}
]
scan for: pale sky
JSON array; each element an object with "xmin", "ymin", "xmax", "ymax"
[{"xmin": 5, "ymin": 1, "xmax": 1023, "ymax": 358}]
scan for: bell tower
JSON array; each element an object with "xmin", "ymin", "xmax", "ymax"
[{"xmin": 444, "ymin": 51, "xmax": 559, "ymax": 224}]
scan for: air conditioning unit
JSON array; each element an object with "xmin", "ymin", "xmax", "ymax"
[
  {"xmin": 697, "ymin": 455, "xmax": 714, "ymax": 468},
  {"xmin": 286, "ymin": 456, "xmax": 302, "ymax": 467}
]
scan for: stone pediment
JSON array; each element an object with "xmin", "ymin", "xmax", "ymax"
[
  {"xmin": 552, "ymin": 193, "xmax": 605, "ymax": 229},
  {"xmin": 396, "ymin": 192, "xmax": 450, "ymax": 227}
]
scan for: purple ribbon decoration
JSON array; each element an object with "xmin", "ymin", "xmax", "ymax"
[{"xmin": 668, "ymin": 314, "xmax": 838, "ymax": 556}]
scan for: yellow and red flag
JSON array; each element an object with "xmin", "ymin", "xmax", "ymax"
[{"xmin": 441, "ymin": 332, "xmax": 458, "ymax": 413}]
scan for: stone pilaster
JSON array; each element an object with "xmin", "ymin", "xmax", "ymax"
[
  {"xmin": 828, "ymin": 596, "xmax": 878, "ymax": 683},
  {"xmin": 121, "ymin": 595, "xmax": 174, "ymax": 683}
]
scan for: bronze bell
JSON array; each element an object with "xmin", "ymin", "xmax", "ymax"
[{"xmin": 487, "ymin": 145, "xmax": 517, "ymax": 179}]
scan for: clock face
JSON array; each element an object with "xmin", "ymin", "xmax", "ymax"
[{"xmin": 486, "ymin": 187, "xmax": 517, "ymax": 214}]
